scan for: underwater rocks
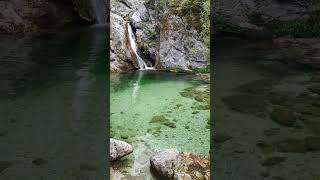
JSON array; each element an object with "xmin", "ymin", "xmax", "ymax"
[
  {"xmin": 110, "ymin": 138, "xmax": 133, "ymax": 161},
  {"xmin": 270, "ymin": 38, "xmax": 320, "ymax": 69},
  {"xmin": 270, "ymin": 107, "xmax": 297, "ymax": 127},
  {"xmin": 150, "ymin": 115, "xmax": 176, "ymax": 128},
  {"xmin": 222, "ymin": 94, "xmax": 267, "ymax": 114},
  {"xmin": 180, "ymin": 86, "xmax": 210, "ymax": 103},
  {"xmin": 150, "ymin": 149, "xmax": 210, "ymax": 180}
]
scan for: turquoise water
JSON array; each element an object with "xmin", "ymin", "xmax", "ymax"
[
  {"xmin": 110, "ymin": 71, "xmax": 210, "ymax": 178},
  {"xmin": 0, "ymin": 27, "xmax": 107, "ymax": 179}
]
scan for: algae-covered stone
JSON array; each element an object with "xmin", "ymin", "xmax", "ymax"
[
  {"xmin": 150, "ymin": 149, "xmax": 210, "ymax": 180},
  {"xmin": 222, "ymin": 94, "xmax": 267, "ymax": 114},
  {"xmin": 150, "ymin": 115, "xmax": 169, "ymax": 123},
  {"xmin": 150, "ymin": 115, "xmax": 176, "ymax": 128},
  {"xmin": 164, "ymin": 122, "xmax": 176, "ymax": 128},
  {"xmin": 193, "ymin": 104, "xmax": 210, "ymax": 110},
  {"xmin": 147, "ymin": 127, "xmax": 162, "ymax": 137}
]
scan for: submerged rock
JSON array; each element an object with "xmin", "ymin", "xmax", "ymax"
[
  {"xmin": 270, "ymin": 107, "xmax": 297, "ymax": 127},
  {"xmin": 110, "ymin": 138, "xmax": 133, "ymax": 161},
  {"xmin": 150, "ymin": 115, "xmax": 176, "ymax": 128},
  {"xmin": 222, "ymin": 94, "xmax": 267, "ymax": 114},
  {"xmin": 150, "ymin": 149, "xmax": 210, "ymax": 180}
]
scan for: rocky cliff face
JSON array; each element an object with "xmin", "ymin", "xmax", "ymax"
[
  {"xmin": 110, "ymin": 0, "xmax": 159, "ymax": 72},
  {"xmin": 110, "ymin": 0, "xmax": 209, "ymax": 73},
  {"xmin": 0, "ymin": 0, "xmax": 104, "ymax": 35},
  {"xmin": 213, "ymin": 0, "xmax": 320, "ymax": 37}
]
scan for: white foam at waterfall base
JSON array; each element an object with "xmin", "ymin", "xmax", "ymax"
[{"xmin": 127, "ymin": 23, "xmax": 154, "ymax": 70}]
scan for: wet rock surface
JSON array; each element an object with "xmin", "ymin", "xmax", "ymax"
[
  {"xmin": 110, "ymin": 138, "xmax": 133, "ymax": 161},
  {"xmin": 0, "ymin": 0, "xmax": 100, "ymax": 35},
  {"xmin": 150, "ymin": 149, "xmax": 210, "ymax": 180},
  {"xmin": 213, "ymin": 0, "xmax": 320, "ymax": 36},
  {"xmin": 158, "ymin": 14, "xmax": 209, "ymax": 71}
]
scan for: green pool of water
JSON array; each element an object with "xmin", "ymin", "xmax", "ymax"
[{"xmin": 111, "ymin": 70, "xmax": 210, "ymax": 178}]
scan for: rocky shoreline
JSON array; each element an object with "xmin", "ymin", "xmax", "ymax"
[{"xmin": 110, "ymin": 139, "xmax": 210, "ymax": 180}]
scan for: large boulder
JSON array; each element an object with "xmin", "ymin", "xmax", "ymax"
[
  {"xmin": 158, "ymin": 15, "xmax": 209, "ymax": 71},
  {"xmin": 0, "ymin": 0, "xmax": 92, "ymax": 35},
  {"xmin": 110, "ymin": 138, "xmax": 133, "ymax": 161},
  {"xmin": 213, "ymin": 0, "xmax": 320, "ymax": 36},
  {"xmin": 150, "ymin": 149, "xmax": 210, "ymax": 180}
]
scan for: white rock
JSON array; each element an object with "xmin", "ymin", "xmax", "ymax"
[
  {"xmin": 110, "ymin": 138, "xmax": 133, "ymax": 161},
  {"xmin": 150, "ymin": 149, "xmax": 180, "ymax": 178}
]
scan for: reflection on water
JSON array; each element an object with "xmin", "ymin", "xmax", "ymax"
[
  {"xmin": 213, "ymin": 38, "xmax": 320, "ymax": 180},
  {"xmin": 0, "ymin": 27, "xmax": 106, "ymax": 179},
  {"xmin": 132, "ymin": 71, "xmax": 143, "ymax": 102}
]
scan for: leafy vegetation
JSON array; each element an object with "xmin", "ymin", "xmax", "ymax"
[
  {"xmin": 192, "ymin": 66, "xmax": 210, "ymax": 73},
  {"xmin": 269, "ymin": 15, "xmax": 320, "ymax": 38}
]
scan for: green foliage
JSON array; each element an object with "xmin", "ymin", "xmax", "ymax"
[
  {"xmin": 158, "ymin": 0, "xmax": 210, "ymax": 47},
  {"xmin": 192, "ymin": 66, "xmax": 210, "ymax": 73},
  {"xmin": 200, "ymin": 0, "xmax": 210, "ymax": 48},
  {"xmin": 270, "ymin": 16, "xmax": 320, "ymax": 38}
]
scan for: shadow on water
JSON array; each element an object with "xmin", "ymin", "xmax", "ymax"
[
  {"xmin": 213, "ymin": 38, "xmax": 320, "ymax": 180},
  {"xmin": 0, "ymin": 26, "xmax": 107, "ymax": 180}
]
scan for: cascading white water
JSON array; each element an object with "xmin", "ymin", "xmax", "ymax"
[
  {"xmin": 91, "ymin": 0, "xmax": 106, "ymax": 24},
  {"xmin": 127, "ymin": 23, "xmax": 154, "ymax": 70}
]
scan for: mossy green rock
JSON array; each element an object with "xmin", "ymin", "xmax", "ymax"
[{"xmin": 150, "ymin": 115, "xmax": 176, "ymax": 128}]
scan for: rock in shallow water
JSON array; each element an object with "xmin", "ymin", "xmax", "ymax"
[
  {"xmin": 150, "ymin": 149, "xmax": 210, "ymax": 180},
  {"xmin": 110, "ymin": 138, "xmax": 133, "ymax": 161},
  {"xmin": 150, "ymin": 149, "xmax": 179, "ymax": 178}
]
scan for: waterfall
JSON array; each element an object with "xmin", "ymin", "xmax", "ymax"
[
  {"xmin": 127, "ymin": 23, "xmax": 154, "ymax": 70},
  {"xmin": 91, "ymin": 0, "xmax": 106, "ymax": 24}
]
